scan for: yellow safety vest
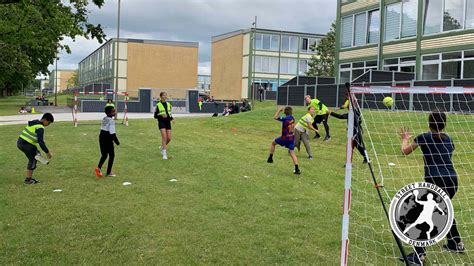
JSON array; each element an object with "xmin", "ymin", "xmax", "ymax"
[
  {"xmin": 156, "ymin": 102, "xmax": 172, "ymax": 116},
  {"xmin": 318, "ymin": 104, "xmax": 329, "ymax": 115},
  {"xmin": 19, "ymin": 124, "xmax": 44, "ymax": 146},
  {"xmin": 342, "ymin": 100, "xmax": 349, "ymax": 109},
  {"xmin": 297, "ymin": 113, "xmax": 314, "ymax": 131},
  {"xmin": 105, "ymin": 103, "xmax": 115, "ymax": 108}
]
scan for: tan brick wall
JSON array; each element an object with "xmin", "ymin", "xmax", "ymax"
[
  {"xmin": 126, "ymin": 42, "xmax": 198, "ymax": 98},
  {"xmin": 211, "ymin": 34, "xmax": 244, "ymax": 100},
  {"xmin": 339, "ymin": 46, "xmax": 378, "ymax": 60},
  {"xmin": 383, "ymin": 41, "xmax": 417, "ymax": 55},
  {"xmin": 60, "ymin": 71, "xmax": 75, "ymax": 91},
  {"xmin": 421, "ymin": 33, "xmax": 474, "ymax": 50}
]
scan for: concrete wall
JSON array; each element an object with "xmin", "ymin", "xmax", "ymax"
[
  {"xmin": 126, "ymin": 42, "xmax": 199, "ymax": 97},
  {"xmin": 211, "ymin": 34, "xmax": 244, "ymax": 100}
]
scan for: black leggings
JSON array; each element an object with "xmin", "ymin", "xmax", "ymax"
[
  {"xmin": 330, "ymin": 112, "xmax": 366, "ymax": 161},
  {"xmin": 415, "ymin": 176, "xmax": 461, "ymax": 255},
  {"xmin": 313, "ymin": 114, "xmax": 330, "ymax": 138},
  {"xmin": 98, "ymin": 139, "xmax": 115, "ymax": 175}
]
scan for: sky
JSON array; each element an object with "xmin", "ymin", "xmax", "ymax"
[{"xmin": 50, "ymin": 0, "xmax": 337, "ymax": 76}]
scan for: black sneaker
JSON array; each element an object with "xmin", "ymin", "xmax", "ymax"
[
  {"xmin": 443, "ymin": 242, "xmax": 465, "ymax": 253},
  {"xmin": 267, "ymin": 158, "xmax": 274, "ymax": 163},
  {"xmin": 323, "ymin": 136, "xmax": 331, "ymax": 141},
  {"xmin": 24, "ymin": 178, "xmax": 40, "ymax": 185},
  {"xmin": 363, "ymin": 159, "xmax": 368, "ymax": 164},
  {"xmin": 313, "ymin": 134, "xmax": 321, "ymax": 139},
  {"xmin": 399, "ymin": 252, "xmax": 425, "ymax": 265},
  {"xmin": 294, "ymin": 169, "xmax": 301, "ymax": 175}
]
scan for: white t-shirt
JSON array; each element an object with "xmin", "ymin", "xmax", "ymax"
[
  {"xmin": 101, "ymin": 116, "xmax": 116, "ymax": 134},
  {"xmin": 295, "ymin": 115, "xmax": 312, "ymax": 134}
]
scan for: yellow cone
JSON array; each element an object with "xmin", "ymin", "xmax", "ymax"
[{"xmin": 31, "ymin": 107, "xmax": 36, "ymax": 114}]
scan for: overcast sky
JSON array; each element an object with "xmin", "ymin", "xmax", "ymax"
[{"xmin": 51, "ymin": 0, "xmax": 336, "ymax": 76}]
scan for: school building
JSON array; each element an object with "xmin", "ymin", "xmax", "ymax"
[
  {"xmin": 48, "ymin": 69, "xmax": 76, "ymax": 92},
  {"xmin": 78, "ymin": 38, "xmax": 199, "ymax": 98},
  {"xmin": 211, "ymin": 28, "xmax": 325, "ymax": 100},
  {"xmin": 335, "ymin": 0, "xmax": 474, "ymax": 83}
]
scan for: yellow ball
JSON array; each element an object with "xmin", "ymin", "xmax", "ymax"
[{"xmin": 383, "ymin": 97, "xmax": 393, "ymax": 108}]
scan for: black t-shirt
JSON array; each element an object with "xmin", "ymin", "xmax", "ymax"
[{"xmin": 414, "ymin": 132, "xmax": 457, "ymax": 178}]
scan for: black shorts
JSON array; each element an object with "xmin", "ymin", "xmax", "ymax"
[
  {"xmin": 158, "ymin": 120, "xmax": 171, "ymax": 130},
  {"xmin": 314, "ymin": 113, "xmax": 329, "ymax": 123},
  {"xmin": 17, "ymin": 138, "xmax": 38, "ymax": 170}
]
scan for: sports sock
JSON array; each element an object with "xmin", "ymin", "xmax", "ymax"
[
  {"xmin": 269, "ymin": 154, "xmax": 273, "ymax": 159},
  {"xmin": 295, "ymin": 165, "xmax": 299, "ymax": 171}
]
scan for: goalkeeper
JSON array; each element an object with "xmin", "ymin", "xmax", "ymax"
[
  {"xmin": 400, "ymin": 111, "xmax": 464, "ymax": 264},
  {"xmin": 304, "ymin": 95, "xmax": 330, "ymax": 141}
]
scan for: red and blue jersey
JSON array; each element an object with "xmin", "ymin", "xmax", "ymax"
[{"xmin": 275, "ymin": 115, "xmax": 295, "ymax": 142}]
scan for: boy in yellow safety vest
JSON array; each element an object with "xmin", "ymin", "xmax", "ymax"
[
  {"xmin": 17, "ymin": 113, "xmax": 54, "ymax": 184},
  {"xmin": 294, "ymin": 106, "xmax": 319, "ymax": 160}
]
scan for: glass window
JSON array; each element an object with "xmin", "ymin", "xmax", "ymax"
[
  {"xmin": 289, "ymin": 36, "xmax": 298, "ymax": 52},
  {"xmin": 262, "ymin": 56, "xmax": 269, "ymax": 72},
  {"xmin": 308, "ymin": 38, "xmax": 318, "ymax": 53},
  {"xmin": 255, "ymin": 33, "xmax": 262, "ymax": 49},
  {"xmin": 366, "ymin": 60, "xmax": 378, "ymax": 67},
  {"xmin": 465, "ymin": 50, "xmax": 474, "ymax": 58},
  {"xmin": 255, "ymin": 56, "xmax": 262, "ymax": 72},
  {"xmin": 424, "ymin": 0, "xmax": 442, "ymax": 34},
  {"xmin": 299, "ymin": 59, "xmax": 308, "ymax": 75},
  {"xmin": 400, "ymin": 56, "xmax": 416, "ymax": 63},
  {"xmin": 423, "ymin": 54, "xmax": 440, "ymax": 61},
  {"xmin": 463, "ymin": 60, "xmax": 474, "ymax": 78},
  {"xmin": 340, "ymin": 71, "xmax": 351, "ymax": 82},
  {"xmin": 301, "ymin": 38, "xmax": 309, "ymax": 52},
  {"xmin": 385, "ymin": 3, "xmax": 402, "ymax": 41},
  {"xmin": 443, "ymin": 51, "xmax": 462, "ymax": 60},
  {"xmin": 271, "ymin": 35, "xmax": 280, "ymax": 51},
  {"xmin": 401, "ymin": 0, "xmax": 418, "ymax": 37},
  {"xmin": 289, "ymin": 59, "xmax": 298, "ymax": 75},
  {"xmin": 353, "ymin": 62, "xmax": 365, "ymax": 68},
  {"xmin": 384, "ymin": 65, "xmax": 399, "ymax": 71},
  {"xmin": 281, "ymin": 36, "xmax": 289, "ymax": 51},
  {"xmin": 368, "ymin": 10, "xmax": 380, "ymax": 44},
  {"xmin": 384, "ymin": 58, "xmax": 399, "ymax": 65},
  {"xmin": 270, "ymin": 57, "xmax": 279, "ymax": 73},
  {"xmin": 341, "ymin": 16, "xmax": 354, "ymax": 48},
  {"xmin": 422, "ymin": 64, "xmax": 439, "ymax": 80},
  {"xmin": 467, "ymin": 0, "xmax": 474, "ymax": 29},
  {"xmin": 262, "ymin": 34, "xmax": 271, "ymax": 50},
  {"xmin": 441, "ymin": 61, "xmax": 462, "ymax": 79},
  {"xmin": 354, "ymin": 13, "xmax": 367, "ymax": 46},
  {"xmin": 280, "ymin": 58, "xmax": 289, "ymax": 74},
  {"xmin": 443, "ymin": 0, "xmax": 464, "ymax": 31},
  {"xmin": 340, "ymin": 64, "xmax": 351, "ymax": 69},
  {"xmin": 352, "ymin": 69, "xmax": 365, "ymax": 79},
  {"xmin": 400, "ymin": 65, "xmax": 415, "ymax": 73}
]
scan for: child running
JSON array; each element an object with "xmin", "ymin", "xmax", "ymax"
[
  {"xmin": 17, "ymin": 113, "xmax": 54, "ymax": 184},
  {"xmin": 294, "ymin": 106, "xmax": 318, "ymax": 160},
  {"xmin": 95, "ymin": 106, "xmax": 120, "ymax": 177},
  {"xmin": 267, "ymin": 106, "xmax": 300, "ymax": 175},
  {"xmin": 399, "ymin": 111, "xmax": 464, "ymax": 264}
]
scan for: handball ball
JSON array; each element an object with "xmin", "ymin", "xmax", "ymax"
[{"xmin": 383, "ymin": 97, "xmax": 394, "ymax": 108}]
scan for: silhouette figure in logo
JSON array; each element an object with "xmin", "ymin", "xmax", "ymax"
[{"xmin": 403, "ymin": 190, "xmax": 445, "ymax": 239}]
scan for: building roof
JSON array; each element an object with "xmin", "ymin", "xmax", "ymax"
[
  {"xmin": 212, "ymin": 28, "xmax": 326, "ymax": 43},
  {"xmin": 79, "ymin": 38, "xmax": 199, "ymax": 64}
]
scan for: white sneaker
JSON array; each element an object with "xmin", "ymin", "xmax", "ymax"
[
  {"xmin": 35, "ymin": 153, "xmax": 49, "ymax": 165},
  {"xmin": 162, "ymin": 150, "xmax": 168, "ymax": 160}
]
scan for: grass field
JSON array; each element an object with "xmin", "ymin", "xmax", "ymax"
[
  {"xmin": 1, "ymin": 102, "xmax": 473, "ymax": 265},
  {"xmin": 0, "ymin": 95, "xmax": 35, "ymax": 116}
]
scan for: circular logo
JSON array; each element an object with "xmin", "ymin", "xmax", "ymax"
[{"xmin": 389, "ymin": 182, "xmax": 454, "ymax": 247}]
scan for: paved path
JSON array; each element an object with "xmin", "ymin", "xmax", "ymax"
[{"xmin": 0, "ymin": 112, "xmax": 210, "ymax": 126}]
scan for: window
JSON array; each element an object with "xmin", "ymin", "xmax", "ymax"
[
  {"xmin": 464, "ymin": 60, "xmax": 474, "ymax": 78},
  {"xmin": 402, "ymin": 0, "xmax": 418, "ymax": 37},
  {"xmin": 271, "ymin": 35, "xmax": 280, "ymax": 51},
  {"xmin": 255, "ymin": 33, "xmax": 263, "ymax": 49},
  {"xmin": 341, "ymin": 16, "xmax": 353, "ymax": 48},
  {"xmin": 254, "ymin": 34, "xmax": 279, "ymax": 51},
  {"xmin": 368, "ymin": 10, "xmax": 380, "ymax": 43},
  {"xmin": 422, "ymin": 50, "xmax": 474, "ymax": 79},
  {"xmin": 443, "ymin": 0, "xmax": 464, "ymax": 31},
  {"xmin": 354, "ymin": 13, "xmax": 367, "ymax": 46},
  {"xmin": 254, "ymin": 56, "xmax": 278, "ymax": 73},
  {"xmin": 281, "ymin": 35, "xmax": 298, "ymax": 52},
  {"xmin": 299, "ymin": 59, "xmax": 309, "ymax": 75},
  {"xmin": 424, "ymin": 0, "xmax": 443, "ymax": 34},
  {"xmin": 280, "ymin": 58, "xmax": 298, "ymax": 74},
  {"xmin": 442, "ymin": 61, "xmax": 462, "ymax": 78},
  {"xmin": 422, "ymin": 64, "xmax": 440, "ymax": 79},
  {"xmin": 300, "ymin": 38, "xmax": 319, "ymax": 53},
  {"xmin": 262, "ymin": 34, "xmax": 271, "ymax": 50},
  {"xmin": 301, "ymin": 38, "xmax": 309, "ymax": 52},
  {"xmin": 270, "ymin": 57, "xmax": 279, "ymax": 73},
  {"xmin": 467, "ymin": 0, "xmax": 474, "ymax": 29},
  {"xmin": 385, "ymin": 3, "xmax": 402, "ymax": 41},
  {"xmin": 338, "ymin": 61, "xmax": 379, "ymax": 82}
]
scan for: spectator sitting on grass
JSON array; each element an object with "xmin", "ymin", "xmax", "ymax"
[
  {"xmin": 18, "ymin": 106, "xmax": 27, "ymax": 113},
  {"xmin": 229, "ymin": 101, "xmax": 239, "ymax": 114},
  {"xmin": 240, "ymin": 99, "xmax": 251, "ymax": 112},
  {"xmin": 222, "ymin": 103, "xmax": 231, "ymax": 116}
]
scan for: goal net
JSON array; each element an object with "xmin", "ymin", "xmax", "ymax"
[
  {"xmin": 72, "ymin": 91, "xmax": 129, "ymax": 127},
  {"xmin": 341, "ymin": 85, "xmax": 474, "ymax": 265}
]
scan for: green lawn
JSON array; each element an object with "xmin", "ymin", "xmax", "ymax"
[
  {"xmin": 0, "ymin": 95, "xmax": 34, "ymax": 116},
  {"xmin": 0, "ymin": 103, "xmax": 473, "ymax": 265}
]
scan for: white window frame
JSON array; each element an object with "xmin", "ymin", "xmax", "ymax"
[
  {"xmin": 385, "ymin": 0, "xmax": 418, "ymax": 42},
  {"xmin": 341, "ymin": 9, "xmax": 380, "ymax": 48},
  {"xmin": 423, "ymin": 0, "xmax": 470, "ymax": 36}
]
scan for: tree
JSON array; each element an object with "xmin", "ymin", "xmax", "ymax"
[
  {"xmin": 0, "ymin": 0, "xmax": 106, "ymax": 96},
  {"xmin": 67, "ymin": 70, "xmax": 79, "ymax": 89},
  {"xmin": 306, "ymin": 22, "xmax": 336, "ymax": 77}
]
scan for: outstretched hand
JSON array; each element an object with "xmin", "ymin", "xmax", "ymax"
[{"xmin": 400, "ymin": 127, "xmax": 411, "ymax": 140}]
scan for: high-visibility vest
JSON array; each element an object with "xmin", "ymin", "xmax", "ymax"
[
  {"xmin": 297, "ymin": 113, "xmax": 313, "ymax": 131},
  {"xmin": 318, "ymin": 104, "xmax": 329, "ymax": 115},
  {"xmin": 310, "ymin": 99, "xmax": 328, "ymax": 115},
  {"xmin": 342, "ymin": 99, "xmax": 349, "ymax": 109},
  {"xmin": 156, "ymin": 102, "xmax": 172, "ymax": 116},
  {"xmin": 19, "ymin": 124, "xmax": 44, "ymax": 146},
  {"xmin": 105, "ymin": 103, "xmax": 115, "ymax": 108}
]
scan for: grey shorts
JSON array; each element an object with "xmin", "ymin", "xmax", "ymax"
[{"xmin": 17, "ymin": 138, "xmax": 38, "ymax": 170}]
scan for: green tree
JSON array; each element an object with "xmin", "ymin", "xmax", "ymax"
[
  {"xmin": 0, "ymin": 0, "xmax": 106, "ymax": 96},
  {"xmin": 306, "ymin": 22, "xmax": 336, "ymax": 77},
  {"xmin": 67, "ymin": 70, "xmax": 79, "ymax": 88}
]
